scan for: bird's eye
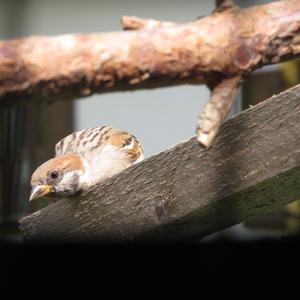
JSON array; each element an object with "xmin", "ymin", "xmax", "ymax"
[{"xmin": 50, "ymin": 171, "xmax": 59, "ymax": 180}]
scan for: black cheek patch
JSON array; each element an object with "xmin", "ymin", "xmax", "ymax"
[{"xmin": 70, "ymin": 172, "xmax": 80, "ymax": 192}]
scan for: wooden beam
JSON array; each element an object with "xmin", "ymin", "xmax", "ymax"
[{"xmin": 19, "ymin": 83, "xmax": 300, "ymax": 242}]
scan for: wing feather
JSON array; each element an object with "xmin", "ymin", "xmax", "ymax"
[
  {"xmin": 55, "ymin": 126, "xmax": 106, "ymax": 157},
  {"xmin": 55, "ymin": 126, "xmax": 144, "ymax": 164}
]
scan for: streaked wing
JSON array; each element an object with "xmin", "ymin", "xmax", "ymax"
[
  {"xmin": 55, "ymin": 126, "xmax": 109, "ymax": 157},
  {"xmin": 107, "ymin": 128, "xmax": 144, "ymax": 164},
  {"xmin": 55, "ymin": 126, "xmax": 144, "ymax": 163}
]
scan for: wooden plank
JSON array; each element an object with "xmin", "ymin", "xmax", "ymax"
[{"xmin": 19, "ymin": 84, "xmax": 300, "ymax": 242}]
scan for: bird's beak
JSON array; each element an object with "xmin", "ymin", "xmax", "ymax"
[{"xmin": 29, "ymin": 185, "xmax": 54, "ymax": 201}]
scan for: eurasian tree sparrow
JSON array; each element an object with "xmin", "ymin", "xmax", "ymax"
[{"xmin": 29, "ymin": 126, "xmax": 144, "ymax": 201}]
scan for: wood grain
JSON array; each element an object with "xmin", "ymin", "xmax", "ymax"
[{"xmin": 19, "ymin": 83, "xmax": 300, "ymax": 242}]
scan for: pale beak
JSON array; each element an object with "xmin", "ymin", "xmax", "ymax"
[{"xmin": 29, "ymin": 185, "xmax": 54, "ymax": 201}]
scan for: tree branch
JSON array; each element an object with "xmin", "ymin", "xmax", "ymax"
[
  {"xmin": 19, "ymin": 83, "xmax": 300, "ymax": 243},
  {"xmin": 1, "ymin": 1, "xmax": 300, "ymax": 146},
  {"xmin": 196, "ymin": 75, "xmax": 242, "ymax": 147}
]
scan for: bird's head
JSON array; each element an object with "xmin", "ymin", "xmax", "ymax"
[{"xmin": 29, "ymin": 154, "xmax": 88, "ymax": 201}]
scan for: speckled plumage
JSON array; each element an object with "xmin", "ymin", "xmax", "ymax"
[
  {"xmin": 30, "ymin": 126, "xmax": 144, "ymax": 201},
  {"xmin": 55, "ymin": 126, "xmax": 143, "ymax": 161}
]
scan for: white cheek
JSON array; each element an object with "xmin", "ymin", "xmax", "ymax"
[
  {"xmin": 60, "ymin": 171, "xmax": 75, "ymax": 182},
  {"xmin": 56, "ymin": 171, "xmax": 82, "ymax": 194}
]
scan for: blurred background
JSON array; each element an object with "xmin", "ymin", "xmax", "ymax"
[{"xmin": 1, "ymin": 0, "xmax": 300, "ymax": 243}]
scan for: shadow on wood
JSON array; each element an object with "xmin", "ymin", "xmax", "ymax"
[{"xmin": 19, "ymin": 84, "xmax": 300, "ymax": 243}]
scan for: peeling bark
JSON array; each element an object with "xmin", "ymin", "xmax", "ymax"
[
  {"xmin": 121, "ymin": 16, "xmax": 177, "ymax": 30},
  {"xmin": 214, "ymin": 0, "xmax": 236, "ymax": 13},
  {"xmin": 1, "ymin": 1, "xmax": 300, "ymax": 146}
]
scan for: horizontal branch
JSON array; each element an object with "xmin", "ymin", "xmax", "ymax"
[
  {"xmin": 19, "ymin": 83, "xmax": 300, "ymax": 242},
  {"xmin": 1, "ymin": 0, "xmax": 300, "ymax": 106}
]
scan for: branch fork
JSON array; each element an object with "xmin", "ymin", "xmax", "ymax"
[{"xmin": 1, "ymin": 1, "xmax": 300, "ymax": 147}]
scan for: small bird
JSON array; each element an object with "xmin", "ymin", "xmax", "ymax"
[{"xmin": 29, "ymin": 126, "xmax": 144, "ymax": 201}]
